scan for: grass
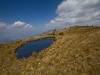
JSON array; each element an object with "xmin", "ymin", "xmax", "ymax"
[{"xmin": 0, "ymin": 26, "xmax": 100, "ymax": 75}]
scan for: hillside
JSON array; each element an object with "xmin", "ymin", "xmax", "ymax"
[{"xmin": 0, "ymin": 26, "xmax": 100, "ymax": 75}]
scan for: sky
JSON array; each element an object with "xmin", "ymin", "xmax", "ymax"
[{"xmin": 0, "ymin": 0, "xmax": 100, "ymax": 43}]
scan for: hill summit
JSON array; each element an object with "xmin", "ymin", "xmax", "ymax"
[{"xmin": 0, "ymin": 26, "xmax": 100, "ymax": 75}]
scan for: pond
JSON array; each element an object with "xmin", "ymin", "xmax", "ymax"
[{"xmin": 16, "ymin": 38, "xmax": 54, "ymax": 59}]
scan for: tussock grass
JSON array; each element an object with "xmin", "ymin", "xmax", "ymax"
[{"xmin": 0, "ymin": 26, "xmax": 100, "ymax": 75}]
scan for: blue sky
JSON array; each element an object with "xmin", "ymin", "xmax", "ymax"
[
  {"xmin": 0, "ymin": 0, "xmax": 100, "ymax": 43},
  {"xmin": 0, "ymin": 0, "xmax": 62, "ymax": 26}
]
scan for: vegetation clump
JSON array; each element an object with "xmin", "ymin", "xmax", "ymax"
[{"xmin": 0, "ymin": 26, "xmax": 100, "ymax": 75}]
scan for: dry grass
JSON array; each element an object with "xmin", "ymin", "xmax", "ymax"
[{"xmin": 0, "ymin": 26, "xmax": 100, "ymax": 75}]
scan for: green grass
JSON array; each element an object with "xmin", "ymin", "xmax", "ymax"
[{"xmin": 0, "ymin": 26, "xmax": 100, "ymax": 75}]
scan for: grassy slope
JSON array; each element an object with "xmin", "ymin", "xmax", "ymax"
[{"xmin": 0, "ymin": 26, "xmax": 100, "ymax": 75}]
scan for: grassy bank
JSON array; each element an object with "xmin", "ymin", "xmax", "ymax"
[{"xmin": 0, "ymin": 26, "xmax": 100, "ymax": 75}]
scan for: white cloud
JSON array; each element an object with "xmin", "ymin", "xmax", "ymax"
[
  {"xmin": 7, "ymin": 21, "xmax": 33, "ymax": 29},
  {"xmin": 24, "ymin": 24, "xmax": 33, "ymax": 28},
  {"xmin": 0, "ymin": 21, "xmax": 37, "ymax": 43},
  {"xmin": 0, "ymin": 22, "xmax": 7, "ymax": 29},
  {"xmin": 12, "ymin": 21, "xmax": 25, "ymax": 28},
  {"xmin": 45, "ymin": 0, "xmax": 100, "ymax": 29}
]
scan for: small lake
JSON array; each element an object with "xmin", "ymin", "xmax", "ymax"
[{"xmin": 16, "ymin": 38, "xmax": 54, "ymax": 59}]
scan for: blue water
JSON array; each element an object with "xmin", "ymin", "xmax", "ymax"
[{"xmin": 16, "ymin": 38, "xmax": 54, "ymax": 59}]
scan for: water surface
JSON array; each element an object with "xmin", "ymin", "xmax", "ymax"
[{"xmin": 16, "ymin": 38, "xmax": 54, "ymax": 59}]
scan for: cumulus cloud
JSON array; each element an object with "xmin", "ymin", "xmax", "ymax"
[
  {"xmin": 0, "ymin": 22, "xmax": 7, "ymax": 29},
  {"xmin": 46, "ymin": 0, "xmax": 100, "ymax": 29},
  {"xmin": 0, "ymin": 21, "xmax": 35, "ymax": 43},
  {"xmin": 7, "ymin": 21, "xmax": 33, "ymax": 29},
  {"xmin": 11, "ymin": 21, "xmax": 25, "ymax": 28},
  {"xmin": 24, "ymin": 24, "xmax": 33, "ymax": 28},
  {"xmin": 2, "ymin": 21, "xmax": 34, "ymax": 31}
]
